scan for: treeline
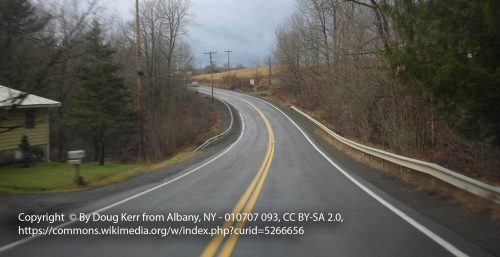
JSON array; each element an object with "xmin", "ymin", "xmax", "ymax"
[
  {"xmin": 0, "ymin": 0, "xmax": 208, "ymax": 163},
  {"xmin": 273, "ymin": 0, "xmax": 499, "ymax": 179}
]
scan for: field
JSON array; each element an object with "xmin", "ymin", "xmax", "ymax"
[{"xmin": 191, "ymin": 66, "xmax": 277, "ymax": 81}]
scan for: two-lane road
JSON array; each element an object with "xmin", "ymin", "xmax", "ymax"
[{"xmin": 0, "ymin": 87, "xmax": 494, "ymax": 257}]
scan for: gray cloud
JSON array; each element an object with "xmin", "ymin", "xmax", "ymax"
[
  {"xmin": 102, "ymin": 0, "xmax": 297, "ymax": 67},
  {"xmin": 188, "ymin": 0, "xmax": 296, "ymax": 67}
]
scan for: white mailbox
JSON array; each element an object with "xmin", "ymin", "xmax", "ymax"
[
  {"xmin": 68, "ymin": 150, "xmax": 85, "ymax": 160},
  {"xmin": 67, "ymin": 150, "xmax": 85, "ymax": 185}
]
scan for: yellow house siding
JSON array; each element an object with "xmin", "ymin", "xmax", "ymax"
[{"xmin": 0, "ymin": 108, "xmax": 48, "ymax": 151}]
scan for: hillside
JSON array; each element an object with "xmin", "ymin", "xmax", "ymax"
[{"xmin": 191, "ymin": 66, "xmax": 276, "ymax": 81}]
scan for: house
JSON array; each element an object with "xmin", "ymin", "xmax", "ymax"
[{"xmin": 0, "ymin": 85, "xmax": 61, "ymax": 164}]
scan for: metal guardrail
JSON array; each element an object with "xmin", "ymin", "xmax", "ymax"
[
  {"xmin": 291, "ymin": 106, "xmax": 500, "ymax": 204},
  {"xmin": 194, "ymin": 98, "xmax": 234, "ymax": 152}
]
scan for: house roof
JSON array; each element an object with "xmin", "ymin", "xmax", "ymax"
[{"xmin": 0, "ymin": 85, "xmax": 61, "ymax": 108}]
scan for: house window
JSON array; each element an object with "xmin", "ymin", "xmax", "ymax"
[{"xmin": 25, "ymin": 110, "xmax": 35, "ymax": 129}]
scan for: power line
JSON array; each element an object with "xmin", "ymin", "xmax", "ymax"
[
  {"xmin": 184, "ymin": 34, "xmax": 209, "ymax": 52},
  {"xmin": 224, "ymin": 50, "xmax": 233, "ymax": 77},
  {"xmin": 268, "ymin": 56, "xmax": 272, "ymax": 86},
  {"xmin": 15, "ymin": 0, "xmax": 197, "ymax": 83},
  {"xmin": 4, "ymin": 1, "xmax": 195, "ymax": 83},
  {"xmin": 36, "ymin": 0, "xmax": 95, "ymax": 32},
  {"xmin": 0, "ymin": 23, "xmax": 181, "ymax": 82},
  {"xmin": 204, "ymin": 51, "xmax": 217, "ymax": 103},
  {"xmin": 1, "ymin": 23, "xmax": 131, "ymax": 69},
  {"xmin": 26, "ymin": 0, "xmax": 180, "ymax": 82}
]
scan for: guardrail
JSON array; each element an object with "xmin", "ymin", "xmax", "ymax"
[
  {"xmin": 194, "ymin": 98, "xmax": 234, "ymax": 152},
  {"xmin": 291, "ymin": 106, "xmax": 500, "ymax": 204}
]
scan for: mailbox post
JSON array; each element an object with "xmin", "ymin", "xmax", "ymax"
[{"xmin": 68, "ymin": 150, "xmax": 85, "ymax": 185}]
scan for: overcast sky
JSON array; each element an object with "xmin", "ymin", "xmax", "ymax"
[{"xmin": 102, "ymin": 0, "xmax": 297, "ymax": 68}]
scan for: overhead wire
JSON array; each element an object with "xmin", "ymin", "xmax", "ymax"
[
  {"xmin": 0, "ymin": 21, "xmax": 183, "ymax": 81},
  {"xmin": 30, "ymin": 0, "xmax": 190, "ymax": 81},
  {"xmin": 29, "ymin": 1, "xmax": 254, "ymax": 75}
]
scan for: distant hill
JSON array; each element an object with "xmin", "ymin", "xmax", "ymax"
[{"xmin": 191, "ymin": 66, "xmax": 277, "ymax": 81}]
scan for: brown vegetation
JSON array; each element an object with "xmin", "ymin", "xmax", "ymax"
[
  {"xmin": 191, "ymin": 66, "xmax": 274, "ymax": 81},
  {"xmin": 269, "ymin": 0, "xmax": 500, "ymax": 183},
  {"xmin": 315, "ymin": 128, "xmax": 500, "ymax": 219}
]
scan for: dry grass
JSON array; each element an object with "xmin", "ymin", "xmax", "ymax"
[
  {"xmin": 315, "ymin": 128, "xmax": 500, "ymax": 219},
  {"xmin": 192, "ymin": 66, "xmax": 278, "ymax": 81}
]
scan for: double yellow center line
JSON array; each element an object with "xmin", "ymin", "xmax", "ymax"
[{"xmin": 200, "ymin": 97, "xmax": 275, "ymax": 257}]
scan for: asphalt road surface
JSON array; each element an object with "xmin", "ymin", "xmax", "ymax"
[{"xmin": 0, "ymin": 87, "xmax": 496, "ymax": 257}]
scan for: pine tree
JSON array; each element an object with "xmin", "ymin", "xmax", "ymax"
[
  {"xmin": 386, "ymin": 0, "xmax": 500, "ymax": 145},
  {"xmin": 71, "ymin": 20, "xmax": 135, "ymax": 165},
  {"xmin": 0, "ymin": 0, "xmax": 53, "ymax": 106}
]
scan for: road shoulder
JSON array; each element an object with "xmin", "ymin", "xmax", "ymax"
[{"xmin": 256, "ymin": 94, "xmax": 500, "ymax": 256}]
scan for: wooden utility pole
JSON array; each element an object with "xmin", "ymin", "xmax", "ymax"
[
  {"xmin": 135, "ymin": 0, "xmax": 145, "ymax": 161},
  {"xmin": 224, "ymin": 50, "xmax": 233, "ymax": 77},
  {"xmin": 268, "ymin": 56, "xmax": 272, "ymax": 86},
  {"xmin": 204, "ymin": 51, "xmax": 217, "ymax": 102}
]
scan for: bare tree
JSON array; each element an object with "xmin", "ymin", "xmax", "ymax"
[
  {"xmin": 274, "ymin": 0, "xmax": 431, "ymax": 157},
  {"xmin": 44, "ymin": 0, "xmax": 99, "ymax": 160},
  {"xmin": 135, "ymin": 0, "xmax": 192, "ymax": 160}
]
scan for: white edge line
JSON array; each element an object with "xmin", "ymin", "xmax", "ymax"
[
  {"xmin": 291, "ymin": 106, "xmax": 500, "ymax": 199},
  {"xmin": 218, "ymin": 89, "xmax": 468, "ymax": 257},
  {"xmin": 0, "ymin": 111, "xmax": 246, "ymax": 254}
]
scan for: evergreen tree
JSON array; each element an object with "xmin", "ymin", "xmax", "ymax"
[
  {"xmin": 72, "ymin": 20, "xmax": 135, "ymax": 165},
  {"xmin": 0, "ymin": 0, "xmax": 53, "ymax": 95},
  {"xmin": 386, "ymin": 0, "xmax": 500, "ymax": 145}
]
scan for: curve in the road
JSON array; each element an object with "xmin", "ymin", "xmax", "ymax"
[
  {"xmin": 200, "ymin": 96, "xmax": 275, "ymax": 257},
  {"xmin": 0, "ymin": 86, "xmax": 490, "ymax": 257},
  {"xmin": 0, "ymin": 111, "xmax": 247, "ymax": 255},
  {"xmin": 211, "ymin": 88, "xmax": 469, "ymax": 257}
]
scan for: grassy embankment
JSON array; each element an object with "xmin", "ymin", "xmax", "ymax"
[{"xmin": 0, "ymin": 149, "xmax": 196, "ymax": 194}]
